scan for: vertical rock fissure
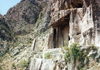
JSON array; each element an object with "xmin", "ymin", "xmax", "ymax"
[{"xmin": 53, "ymin": 28, "xmax": 57, "ymax": 48}]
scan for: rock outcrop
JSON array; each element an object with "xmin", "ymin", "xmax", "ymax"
[
  {"xmin": 4, "ymin": 0, "xmax": 47, "ymax": 35},
  {"xmin": 30, "ymin": 0, "xmax": 100, "ymax": 70},
  {"xmin": 0, "ymin": 0, "xmax": 51, "ymax": 69},
  {"xmin": 30, "ymin": 46, "xmax": 100, "ymax": 70},
  {"xmin": 1, "ymin": 0, "xmax": 100, "ymax": 70},
  {"xmin": 48, "ymin": 0, "xmax": 100, "ymax": 48},
  {"xmin": 0, "ymin": 15, "xmax": 12, "ymax": 41},
  {"xmin": 30, "ymin": 48, "xmax": 66, "ymax": 70}
]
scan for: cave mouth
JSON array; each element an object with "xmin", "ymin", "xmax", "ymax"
[
  {"xmin": 53, "ymin": 23, "xmax": 70, "ymax": 48},
  {"xmin": 51, "ymin": 12, "xmax": 70, "ymax": 48}
]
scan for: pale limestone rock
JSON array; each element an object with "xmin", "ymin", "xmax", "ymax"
[
  {"xmin": 31, "ymin": 39, "xmax": 36, "ymax": 51},
  {"xmin": 69, "ymin": 5, "xmax": 94, "ymax": 46},
  {"xmin": 10, "ymin": 47, "xmax": 20, "ymax": 56},
  {"xmin": 48, "ymin": 0, "xmax": 100, "ymax": 48},
  {"xmin": 55, "ymin": 65, "xmax": 61, "ymax": 70},
  {"xmin": 29, "ymin": 48, "xmax": 67, "ymax": 70},
  {"xmin": 30, "ymin": 0, "xmax": 100, "ymax": 70},
  {"xmin": 57, "ymin": 60, "xmax": 66, "ymax": 69},
  {"xmin": 41, "ymin": 59, "xmax": 55, "ymax": 70},
  {"xmin": 30, "ymin": 58, "xmax": 42, "ymax": 70}
]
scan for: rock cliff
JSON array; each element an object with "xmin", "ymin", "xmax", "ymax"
[
  {"xmin": 30, "ymin": 0, "xmax": 100, "ymax": 70},
  {"xmin": 0, "ymin": 0, "xmax": 51, "ymax": 70},
  {"xmin": 0, "ymin": 0, "xmax": 100, "ymax": 70}
]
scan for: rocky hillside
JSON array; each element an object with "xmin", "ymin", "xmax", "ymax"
[
  {"xmin": 4, "ymin": 0, "xmax": 49, "ymax": 35},
  {"xmin": 1, "ymin": 0, "xmax": 100, "ymax": 70},
  {"xmin": 0, "ymin": 14, "xmax": 13, "ymax": 57},
  {"xmin": 0, "ymin": 15, "xmax": 12, "ymax": 41},
  {"xmin": 0, "ymin": 0, "xmax": 51, "ymax": 70}
]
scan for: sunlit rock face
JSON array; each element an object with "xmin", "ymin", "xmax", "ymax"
[
  {"xmin": 48, "ymin": 0, "xmax": 100, "ymax": 48},
  {"xmin": 69, "ymin": 5, "xmax": 95, "ymax": 46},
  {"xmin": 29, "ymin": 0, "xmax": 100, "ymax": 70}
]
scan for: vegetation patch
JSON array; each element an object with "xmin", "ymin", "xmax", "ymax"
[
  {"xmin": 18, "ymin": 59, "xmax": 30, "ymax": 68},
  {"xmin": 0, "ymin": 57, "xmax": 3, "ymax": 63},
  {"xmin": 12, "ymin": 63, "xmax": 16, "ymax": 69},
  {"xmin": 44, "ymin": 52, "xmax": 51, "ymax": 59},
  {"xmin": 0, "ymin": 66, "xmax": 3, "ymax": 70},
  {"xmin": 64, "ymin": 43, "xmax": 90, "ymax": 69}
]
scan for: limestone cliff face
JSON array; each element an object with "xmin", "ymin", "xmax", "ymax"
[
  {"xmin": 1, "ymin": 0, "xmax": 100, "ymax": 70},
  {"xmin": 30, "ymin": 0, "xmax": 100, "ymax": 70},
  {"xmin": 48, "ymin": 0, "xmax": 100, "ymax": 48}
]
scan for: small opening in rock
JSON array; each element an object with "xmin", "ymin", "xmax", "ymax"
[
  {"xmin": 76, "ymin": 32, "xmax": 81, "ymax": 35},
  {"xmin": 68, "ymin": 35, "xmax": 70, "ymax": 41},
  {"xmin": 78, "ymin": 4, "xmax": 82, "ymax": 8},
  {"xmin": 71, "ymin": 2, "xmax": 83, "ymax": 8},
  {"xmin": 97, "ymin": 23, "xmax": 100, "ymax": 28},
  {"xmin": 53, "ymin": 28, "xmax": 56, "ymax": 48}
]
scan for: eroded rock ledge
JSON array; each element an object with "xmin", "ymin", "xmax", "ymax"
[{"xmin": 30, "ymin": 46, "xmax": 100, "ymax": 70}]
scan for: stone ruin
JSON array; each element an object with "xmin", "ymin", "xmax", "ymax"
[{"xmin": 48, "ymin": 0, "xmax": 100, "ymax": 48}]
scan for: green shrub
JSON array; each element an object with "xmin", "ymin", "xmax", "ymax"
[
  {"xmin": 64, "ymin": 43, "xmax": 98, "ymax": 69},
  {"xmin": 28, "ymin": 38, "xmax": 33, "ymax": 43},
  {"xmin": 44, "ymin": 52, "xmax": 51, "ymax": 59},
  {"xmin": 18, "ymin": 59, "xmax": 30, "ymax": 68},
  {"xmin": 64, "ymin": 43, "xmax": 83, "ymax": 63},
  {"xmin": 64, "ymin": 43, "xmax": 89, "ymax": 69},
  {"xmin": 0, "ymin": 66, "xmax": 2, "ymax": 70},
  {"xmin": 12, "ymin": 63, "xmax": 16, "ymax": 69},
  {"xmin": 64, "ymin": 41, "xmax": 68, "ymax": 46},
  {"xmin": 39, "ymin": 49, "xmax": 43, "ymax": 52},
  {"xmin": 0, "ymin": 58, "xmax": 3, "ymax": 63}
]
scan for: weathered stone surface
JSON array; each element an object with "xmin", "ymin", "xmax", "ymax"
[
  {"xmin": 29, "ymin": 48, "xmax": 67, "ymax": 70},
  {"xmin": 55, "ymin": 65, "xmax": 61, "ymax": 70},
  {"xmin": 28, "ymin": 0, "xmax": 100, "ymax": 70},
  {"xmin": 41, "ymin": 59, "xmax": 55, "ymax": 70},
  {"xmin": 10, "ymin": 47, "xmax": 20, "ymax": 56},
  {"xmin": 69, "ymin": 6, "xmax": 94, "ymax": 46},
  {"xmin": 30, "ymin": 58, "xmax": 42, "ymax": 70},
  {"xmin": 1, "ymin": 0, "xmax": 100, "ymax": 70},
  {"xmin": 30, "ymin": 58, "xmax": 67, "ymax": 70},
  {"xmin": 0, "ymin": 40, "xmax": 8, "ymax": 56},
  {"xmin": 48, "ymin": 0, "xmax": 100, "ymax": 48},
  {"xmin": 29, "ymin": 46, "xmax": 100, "ymax": 70}
]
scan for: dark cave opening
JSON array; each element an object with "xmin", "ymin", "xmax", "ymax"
[
  {"xmin": 71, "ymin": 2, "xmax": 83, "ymax": 8},
  {"xmin": 53, "ymin": 28, "xmax": 56, "ymax": 48}
]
